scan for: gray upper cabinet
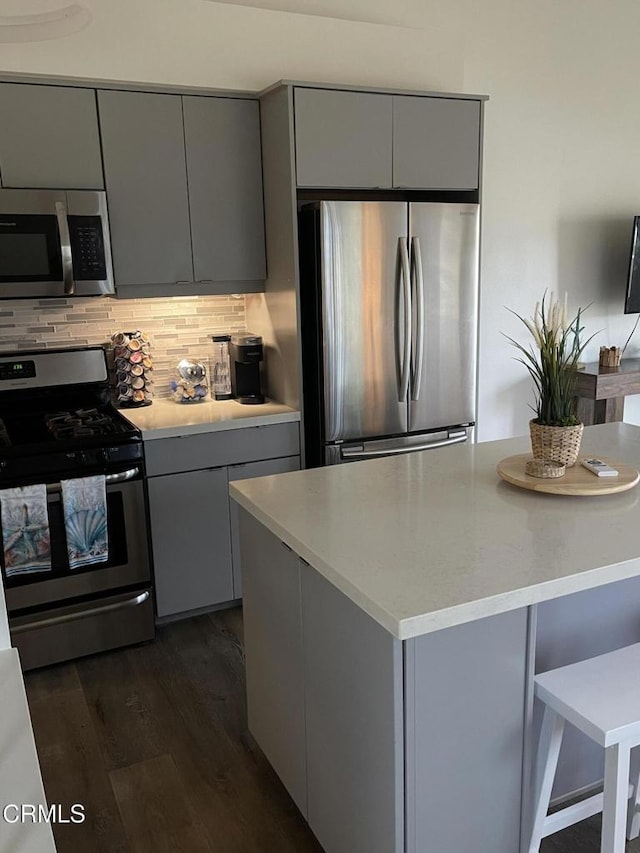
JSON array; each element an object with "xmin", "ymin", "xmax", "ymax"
[
  {"xmin": 98, "ymin": 90, "xmax": 194, "ymax": 287},
  {"xmin": 392, "ymin": 96, "xmax": 480, "ymax": 190},
  {"xmin": 0, "ymin": 83, "xmax": 103, "ymax": 189},
  {"xmin": 183, "ymin": 96, "xmax": 266, "ymax": 283},
  {"xmin": 294, "ymin": 88, "xmax": 393, "ymax": 189},
  {"xmin": 292, "ymin": 86, "xmax": 482, "ymax": 191}
]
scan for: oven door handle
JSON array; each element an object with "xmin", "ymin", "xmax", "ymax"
[
  {"xmin": 11, "ymin": 590, "xmax": 151, "ymax": 635},
  {"xmin": 46, "ymin": 467, "xmax": 140, "ymax": 494}
]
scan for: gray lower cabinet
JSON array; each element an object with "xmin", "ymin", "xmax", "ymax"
[
  {"xmin": 240, "ymin": 513, "xmax": 528, "ymax": 853},
  {"xmin": 302, "ymin": 563, "xmax": 404, "ymax": 853},
  {"xmin": 293, "ymin": 86, "xmax": 482, "ymax": 190},
  {"xmin": 147, "ymin": 467, "xmax": 234, "ymax": 617},
  {"xmin": 0, "ymin": 83, "xmax": 103, "ymax": 189},
  {"xmin": 241, "ymin": 514, "xmax": 307, "ymax": 815},
  {"xmin": 183, "ymin": 96, "xmax": 265, "ymax": 283},
  {"xmin": 404, "ymin": 610, "xmax": 527, "ymax": 853},
  {"xmin": 98, "ymin": 90, "xmax": 194, "ymax": 287},
  {"xmin": 227, "ymin": 455, "xmax": 300, "ymax": 598},
  {"xmin": 145, "ymin": 421, "xmax": 301, "ymax": 618}
]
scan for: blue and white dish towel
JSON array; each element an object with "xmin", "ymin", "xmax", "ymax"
[
  {"xmin": 61, "ymin": 475, "xmax": 108, "ymax": 570},
  {"xmin": 0, "ymin": 484, "xmax": 52, "ymax": 577}
]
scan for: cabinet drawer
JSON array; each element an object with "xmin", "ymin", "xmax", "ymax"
[{"xmin": 144, "ymin": 422, "xmax": 300, "ymax": 476}]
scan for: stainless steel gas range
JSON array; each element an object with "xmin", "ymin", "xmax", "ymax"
[{"xmin": 0, "ymin": 346, "xmax": 154, "ymax": 670}]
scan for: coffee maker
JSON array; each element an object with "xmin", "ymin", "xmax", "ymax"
[{"xmin": 229, "ymin": 333, "xmax": 265, "ymax": 404}]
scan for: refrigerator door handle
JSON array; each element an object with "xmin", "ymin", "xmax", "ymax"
[
  {"xmin": 340, "ymin": 433, "xmax": 468, "ymax": 459},
  {"xmin": 398, "ymin": 237, "xmax": 412, "ymax": 402},
  {"xmin": 410, "ymin": 236, "xmax": 425, "ymax": 401}
]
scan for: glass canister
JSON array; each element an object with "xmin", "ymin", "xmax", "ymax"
[
  {"xmin": 211, "ymin": 334, "xmax": 232, "ymax": 400},
  {"xmin": 171, "ymin": 358, "xmax": 210, "ymax": 403}
]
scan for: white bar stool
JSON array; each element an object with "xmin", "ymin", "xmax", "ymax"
[{"xmin": 528, "ymin": 643, "xmax": 640, "ymax": 853}]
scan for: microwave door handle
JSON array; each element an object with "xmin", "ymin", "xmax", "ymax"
[
  {"xmin": 55, "ymin": 200, "xmax": 75, "ymax": 296},
  {"xmin": 411, "ymin": 236, "xmax": 425, "ymax": 401}
]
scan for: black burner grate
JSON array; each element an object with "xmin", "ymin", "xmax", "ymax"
[{"xmin": 45, "ymin": 408, "xmax": 120, "ymax": 440}]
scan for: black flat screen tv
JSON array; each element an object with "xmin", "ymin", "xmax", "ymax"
[{"xmin": 626, "ymin": 215, "xmax": 640, "ymax": 313}]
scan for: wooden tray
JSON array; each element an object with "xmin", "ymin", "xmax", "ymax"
[{"xmin": 496, "ymin": 454, "xmax": 640, "ymax": 496}]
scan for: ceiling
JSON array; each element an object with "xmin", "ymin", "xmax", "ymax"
[
  {"xmin": 201, "ymin": 0, "xmax": 415, "ymax": 27},
  {"xmin": 0, "ymin": 0, "xmax": 436, "ymax": 35},
  {"xmin": 0, "ymin": 3, "xmax": 90, "ymax": 42},
  {"xmin": 0, "ymin": 0, "xmax": 463, "ymax": 94}
]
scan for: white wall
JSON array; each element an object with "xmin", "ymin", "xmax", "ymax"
[
  {"xmin": 2, "ymin": 0, "xmax": 640, "ymax": 439},
  {"xmin": 464, "ymin": 0, "xmax": 640, "ymax": 438}
]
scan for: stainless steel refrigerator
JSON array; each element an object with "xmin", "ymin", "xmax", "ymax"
[{"xmin": 299, "ymin": 200, "xmax": 480, "ymax": 466}]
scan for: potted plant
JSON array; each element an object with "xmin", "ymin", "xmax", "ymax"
[{"xmin": 506, "ymin": 292, "xmax": 595, "ymax": 466}]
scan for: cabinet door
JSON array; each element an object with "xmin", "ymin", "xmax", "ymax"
[
  {"xmin": 392, "ymin": 96, "xmax": 480, "ymax": 190},
  {"xmin": 98, "ymin": 90, "xmax": 193, "ymax": 287},
  {"xmin": 228, "ymin": 455, "xmax": 300, "ymax": 597},
  {"xmin": 240, "ymin": 511, "xmax": 307, "ymax": 816},
  {"xmin": 147, "ymin": 468, "xmax": 233, "ymax": 618},
  {"xmin": 294, "ymin": 88, "xmax": 392, "ymax": 188},
  {"xmin": 0, "ymin": 83, "xmax": 103, "ymax": 189},
  {"xmin": 183, "ymin": 96, "xmax": 266, "ymax": 283},
  {"xmin": 302, "ymin": 566, "xmax": 404, "ymax": 853}
]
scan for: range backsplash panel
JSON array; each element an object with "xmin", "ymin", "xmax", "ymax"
[{"xmin": 0, "ymin": 295, "xmax": 246, "ymax": 400}]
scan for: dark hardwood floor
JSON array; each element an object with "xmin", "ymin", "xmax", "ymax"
[
  {"xmin": 23, "ymin": 606, "xmax": 640, "ymax": 853},
  {"xmin": 24, "ymin": 607, "xmax": 322, "ymax": 853}
]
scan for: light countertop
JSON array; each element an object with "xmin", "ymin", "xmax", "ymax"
[
  {"xmin": 120, "ymin": 398, "xmax": 300, "ymax": 440},
  {"xmin": 0, "ymin": 649, "xmax": 56, "ymax": 852},
  {"xmin": 0, "ymin": 566, "xmax": 55, "ymax": 851},
  {"xmin": 230, "ymin": 423, "xmax": 640, "ymax": 640}
]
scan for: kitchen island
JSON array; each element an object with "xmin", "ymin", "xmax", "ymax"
[{"xmin": 230, "ymin": 422, "xmax": 640, "ymax": 853}]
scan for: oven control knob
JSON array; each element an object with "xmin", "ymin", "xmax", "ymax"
[{"xmin": 100, "ymin": 449, "xmax": 110, "ymax": 466}]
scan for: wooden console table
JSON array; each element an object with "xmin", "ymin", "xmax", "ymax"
[{"xmin": 574, "ymin": 358, "xmax": 640, "ymax": 425}]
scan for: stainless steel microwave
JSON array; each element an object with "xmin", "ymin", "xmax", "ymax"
[{"xmin": 0, "ymin": 189, "xmax": 114, "ymax": 298}]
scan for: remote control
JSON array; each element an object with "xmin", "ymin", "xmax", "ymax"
[{"xmin": 580, "ymin": 458, "xmax": 619, "ymax": 477}]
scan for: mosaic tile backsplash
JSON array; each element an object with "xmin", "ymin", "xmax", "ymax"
[{"xmin": 0, "ymin": 295, "xmax": 246, "ymax": 400}]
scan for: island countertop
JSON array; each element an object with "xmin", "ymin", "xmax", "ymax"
[{"xmin": 230, "ymin": 422, "xmax": 640, "ymax": 640}]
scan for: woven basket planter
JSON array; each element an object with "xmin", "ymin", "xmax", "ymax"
[{"xmin": 529, "ymin": 420, "xmax": 584, "ymax": 467}]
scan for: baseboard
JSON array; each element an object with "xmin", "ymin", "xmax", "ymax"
[{"xmin": 550, "ymin": 778, "xmax": 604, "ymax": 809}]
